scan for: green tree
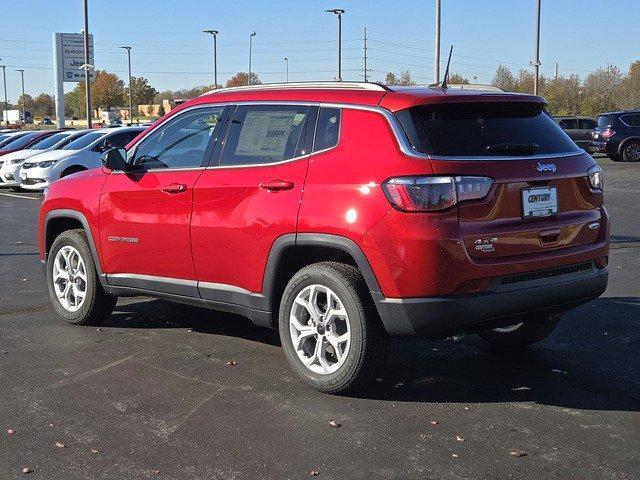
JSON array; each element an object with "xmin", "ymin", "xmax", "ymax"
[
  {"xmin": 541, "ymin": 74, "xmax": 581, "ymax": 116},
  {"xmin": 383, "ymin": 70, "xmax": 415, "ymax": 86},
  {"xmin": 32, "ymin": 93, "xmax": 55, "ymax": 117},
  {"xmin": 492, "ymin": 65, "xmax": 517, "ymax": 91},
  {"xmin": 448, "ymin": 73, "xmax": 470, "ymax": 84},
  {"xmin": 617, "ymin": 61, "xmax": 640, "ymax": 111},
  {"xmin": 157, "ymin": 103, "xmax": 165, "ymax": 117},
  {"xmin": 384, "ymin": 72, "xmax": 398, "ymax": 85},
  {"xmin": 580, "ymin": 65, "xmax": 622, "ymax": 117},
  {"xmin": 130, "ymin": 76, "xmax": 158, "ymax": 106},
  {"xmin": 16, "ymin": 94, "xmax": 34, "ymax": 113}
]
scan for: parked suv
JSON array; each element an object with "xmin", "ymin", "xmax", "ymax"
[
  {"xmin": 39, "ymin": 82, "xmax": 609, "ymax": 393},
  {"xmin": 554, "ymin": 116, "xmax": 597, "ymax": 150},
  {"xmin": 590, "ymin": 111, "xmax": 640, "ymax": 162}
]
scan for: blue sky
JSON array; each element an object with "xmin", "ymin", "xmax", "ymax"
[{"xmin": 0, "ymin": 0, "xmax": 637, "ymax": 102}]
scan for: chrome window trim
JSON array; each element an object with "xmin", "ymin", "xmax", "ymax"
[{"xmin": 429, "ymin": 150, "xmax": 585, "ymax": 161}]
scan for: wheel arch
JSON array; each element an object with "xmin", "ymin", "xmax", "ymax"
[
  {"xmin": 261, "ymin": 233, "xmax": 383, "ymax": 328},
  {"xmin": 60, "ymin": 164, "xmax": 88, "ymax": 178},
  {"xmin": 617, "ymin": 136, "xmax": 640, "ymax": 155},
  {"xmin": 44, "ymin": 209, "xmax": 106, "ymax": 284}
]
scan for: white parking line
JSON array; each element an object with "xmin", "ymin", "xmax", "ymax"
[{"xmin": 0, "ymin": 192, "xmax": 41, "ymax": 200}]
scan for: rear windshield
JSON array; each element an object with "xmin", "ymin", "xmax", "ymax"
[
  {"xmin": 62, "ymin": 131, "xmax": 106, "ymax": 150},
  {"xmin": 597, "ymin": 116, "xmax": 614, "ymax": 128},
  {"xmin": 396, "ymin": 102, "xmax": 578, "ymax": 157}
]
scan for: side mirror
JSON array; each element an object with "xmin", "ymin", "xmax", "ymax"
[{"xmin": 101, "ymin": 148, "xmax": 129, "ymax": 171}]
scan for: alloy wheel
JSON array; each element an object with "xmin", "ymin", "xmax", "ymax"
[
  {"xmin": 625, "ymin": 142, "xmax": 640, "ymax": 162},
  {"xmin": 52, "ymin": 245, "xmax": 87, "ymax": 312},
  {"xmin": 289, "ymin": 284, "xmax": 351, "ymax": 375}
]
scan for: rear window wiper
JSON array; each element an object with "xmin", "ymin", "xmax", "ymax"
[{"xmin": 486, "ymin": 142, "xmax": 539, "ymax": 155}]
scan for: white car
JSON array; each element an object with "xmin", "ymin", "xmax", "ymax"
[
  {"xmin": 20, "ymin": 127, "xmax": 144, "ymax": 191},
  {"xmin": 0, "ymin": 130, "xmax": 89, "ymax": 190}
]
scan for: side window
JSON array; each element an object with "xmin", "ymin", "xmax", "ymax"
[
  {"xmin": 134, "ymin": 106, "xmax": 224, "ymax": 170},
  {"xmin": 103, "ymin": 131, "xmax": 139, "ymax": 150},
  {"xmin": 579, "ymin": 119, "xmax": 597, "ymax": 130},
  {"xmin": 313, "ymin": 108, "xmax": 341, "ymax": 152},
  {"xmin": 220, "ymin": 105, "xmax": 311, "ymax": 166},
  {"xmin": 621, "ymin": 114, "xmax": 640, "ymax": 127},
  {"xmin": 559, "ymin": 119, "xmax": 577, "ymax": 129}
]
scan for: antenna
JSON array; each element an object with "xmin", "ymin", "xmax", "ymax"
[{"xmin": 429, "ymin": 45, "xmax": 454, "ymax": 89}]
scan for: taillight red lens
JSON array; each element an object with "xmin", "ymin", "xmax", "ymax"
[
  {"xmin": 601, "ymin": 129, "xmax": 615, "ymax": 139},
  {"xmin": 382, "ymin": 176, "xmax": 493, "ymax": 212}
]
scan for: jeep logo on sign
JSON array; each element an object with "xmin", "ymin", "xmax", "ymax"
[{"xmin": 536, "ymin": 162, "xmax": 557, "ymax": 173}]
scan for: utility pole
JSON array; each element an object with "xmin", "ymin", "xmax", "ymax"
[
  {"xmin": 15, "ymin": 69, "xmax": 25, "ymax": 123},
  {"xmin": 82, "ymin": 0, "xmax": 93, "ymax": 126},
  {"xmin": 248, "ymin": 31, "xmax": 256, "ymax": 86},
  {"xmin": 363, "ymin": 27, "xmax": 368, "ymax": 82},
  {"xmin": 434, "ymin": 0, "xmax": 441, "ymax": 83},
  {"xmin": 120, "ymin": 46, "xmax": 133, "ymax": 124},
  {"xmin": 284, "ymin": 57, "xmax": 289, "ymax": 83},
  {"xmin": 326, "ymin": 9, "xmax": 346, "ymax": 81},
  {"xmin": 533, "ymin": 0, "xmax": 542, "ymax": 94},
  {"xmin": 555, "ymin": 62, "xmax": 559, "ymax": 81},
  {"xmin": 0, "ymin": 64, "xmax": 7, "ymax": 126},
  {"xmin": 203, "ymin": 30, "xmax": 219, "ymax": 88}
]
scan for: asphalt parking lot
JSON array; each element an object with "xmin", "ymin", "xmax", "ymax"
[{"xmin": 0, "ymin": 158, "xmax": 638, "ymax": 479}]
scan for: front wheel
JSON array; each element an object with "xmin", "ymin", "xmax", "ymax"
[
  {"xmin": 47, "ymin": 229, "xmax": 117, "ymax": 325},
  {"xmin": 478, "ymin": 314, "xmax": 561, "ymax": 348},
  {"xmin": 278, "ymin": 262, "xmax": 386, "ymax": 393}
]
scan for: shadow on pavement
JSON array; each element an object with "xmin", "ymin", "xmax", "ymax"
[{"xmin": 100, "ymin": 296, "xmax": 640, "ymax": 412}]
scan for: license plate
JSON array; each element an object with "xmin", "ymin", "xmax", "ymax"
[
  {"xmin": 522, "ymin": 187, "xmax": 558, "ymax": 218},
  {"xmin": 20, "ymin": 172, "xmax": 27, "ymax": 180}
]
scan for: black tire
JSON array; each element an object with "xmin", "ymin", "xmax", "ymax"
[
  {"xmin": 478, "ymin": 314, "xmax": 561, "ymax": 348},
  {"xmin": 278, "ymin": 262, "xmax": 386, "ymax": 394},
  {"xmin": 47, "ymin": 229, "xmax": 117, "ymax": 325},
  {"xmin": 60, "ymin": 166, "xmax": 86, "ymax": 178},
  {"xmin": 607, "ymin": 154, "xmax": 621, "ymax": 162},
  {"xmin": 622, "ymin": 141, "xmax": 640, "ymax": 162},
  {"xmin": 10, "ymin": 186, "xmax": 23, "ymax": 191}
]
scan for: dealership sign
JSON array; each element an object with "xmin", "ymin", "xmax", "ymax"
[{"xmin": 54, "ymin": 32, "xmax": 95, "ymax": 83}]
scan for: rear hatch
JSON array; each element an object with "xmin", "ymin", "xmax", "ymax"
[{"xmin": 395, "ymin": 100, "xmax": 604, "ymax": 261}]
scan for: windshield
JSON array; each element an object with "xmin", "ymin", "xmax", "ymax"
[
  {"xmin": 0, "ymin": 132, "xmax": 40, "ymax": 150},
  {"xmin": 396, "ymin": 102, "xmax": 578, "ymax": 157},
  {"xmin": 62, "ymin": 131, "xmax": 106, "ymax": 150},
  {"xmin": 27, "ymin": 132, "xmax": 69, "ymax": 150},
  {"xmin": 597, "ymin": 116, "xmax": 614, "ymax": 128}
]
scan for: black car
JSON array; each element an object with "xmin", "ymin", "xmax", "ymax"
[
  {"xmin": 590, "ymin": 111, "xmax": 640, "ymax": 162},
  {"xmin": 554, "ymin": 116, "xmax": 597, "ymax": 150}
]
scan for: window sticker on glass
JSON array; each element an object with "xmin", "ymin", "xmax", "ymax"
[{"xmin": 236, "ymin": 111, "xmax": 298, "ymax": 158}]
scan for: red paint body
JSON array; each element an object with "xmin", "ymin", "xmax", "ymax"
[{"xmin": 39, "ymin": 86, "xmax": 609, "ymax": 312}]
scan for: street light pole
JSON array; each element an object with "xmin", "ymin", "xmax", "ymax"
[
  {"xmin": 16, "ymin": 69, "xmax": 25, "ymax": 123},
  {"xmin": 82, "ymin": 0, "xmax": 93, "ymax": 127},
  {"xmin": 248, "ymin": 31, "xmax": 256, "ymax": 86},
  {"xmin": 284, "ymin": 57, "xmax": 289, "ymax": 83},
  {"xmin": 326, "ymin": 9, "xmax": 345, "ymax": 81},
  {"xmin": 120, "ymin": 46, "xmax": 133, "ymax": 124},
  {"xmin": 203, "ymin": 30, "xmax": 219, "ymax": 88},
  {"xmin": 533, "ymin": 0, "xmax": 542, "ymax": 95},
  {"xmin": 0, "ymin": 64, "xmax": 7, "ymax": 126},
  {"xmin": 434, "ymin": 0, "xmax": 441, "ymax": 83}
]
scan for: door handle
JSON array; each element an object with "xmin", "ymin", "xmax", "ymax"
[
  {"xmin": 259, "ymin": 179, "xmax": 294, "ymax": 192},
  {"xmin": 160, "ymin": 183, "xmax": 187, "ymax": 194}
]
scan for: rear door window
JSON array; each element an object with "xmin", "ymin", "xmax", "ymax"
[
  {"xmin": 313, "ymin": 107, "xmax": 341, "ymax": 152},
  {"xmin": 597, "ymin": 116, "xmax": 614, "ymax": 128},
  {"xmin": 559, "ymin": 119, "xmax": 578, "ymax": 129},
  {"xmin": 220, "ymin": 105, "xmax": 312, "ymax": 166},
  {"xmin": 396, "ymin": 102, "xmax": 579, "ymax": 156},
  {"xmin": 621, "ymin": 114, "xmax": 640, "ymax": 127},
  {"xmin": 579, "ymin": 119, "xmax": 597, "ymax": 130}
]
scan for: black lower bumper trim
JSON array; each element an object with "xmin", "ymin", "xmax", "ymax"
[{"xmin": 375, "ymin": 265, "xmax": 608, "ymax": 338}]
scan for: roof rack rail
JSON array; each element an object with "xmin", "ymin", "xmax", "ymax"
[
  {"xmin": 200, "ymin": 81, "xmax": 390, "ymax": 96},
  {"xmin": 445, "ymin": 83, "xmax": 506, "ymax": 92}
]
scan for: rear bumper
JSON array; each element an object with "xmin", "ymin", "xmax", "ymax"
[{"xmin": 374, "ymin": 263, "xmax": 608, "ymax": 338}]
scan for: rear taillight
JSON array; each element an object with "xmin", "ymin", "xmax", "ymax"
[
  {"xmin": 587, "ymin": 165, "xmax": 603, "ymax": 190},
  {"xmin": 601, "ymin": 129, "xmax": 615, "ymax": 139},
  {"xmin": 382, "ymin": 176, "xmax": 493, "ymax": 212}
]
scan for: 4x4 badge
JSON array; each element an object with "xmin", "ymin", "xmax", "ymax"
[{"xmin": 474, "ymin": 237, "xmax": 498, "ymax": 253}]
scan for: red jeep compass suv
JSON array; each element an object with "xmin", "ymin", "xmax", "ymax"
[{"xmin": 39, "ymin": 82, "xmax": 609, "ymax": 393}]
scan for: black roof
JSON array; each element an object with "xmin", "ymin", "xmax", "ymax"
[{"xmin": 599, "ymin": 110, "xmax": 640, "ymax": 116}]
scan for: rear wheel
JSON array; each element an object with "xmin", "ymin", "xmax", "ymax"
[
  {"xmin": 622, "ymin": 141, "xmax": 640, "ymax": 162},
  {"xmin": 47, "ymin": 229, "xmax": 117, "ymax": 325},
  {"xmin": 278, "ymin": 262, "xmax": 386, "ymax": 393},
  {"xmin": 478, "ymin": 314, "xmax": 561, "ymax": 348}
]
